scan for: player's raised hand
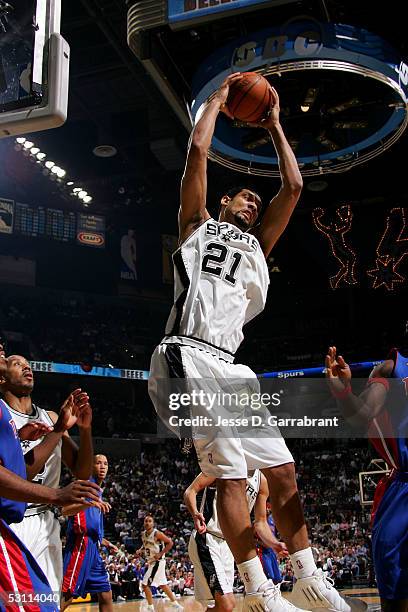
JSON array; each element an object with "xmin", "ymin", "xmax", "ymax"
[
  {"xmin": 75, "ymin": 391, "xmax": 93, "ymax": 430},
  {"xmin": 55, "ymin": 479, "xmax": 101, "ymax": 506},
  {"xmin": 247, "ymin": 85, "xmax": 280, "ymax": 129},
  {"xmin": 18, "ymin": 421, "xmax": 53, "ymax": 441},
  {"xmin": 325, "ymin": 346, "xmax": 352, "ymax": 392},
  {"xmin": 193, "ymin": 511, "xmax": 207, "ymax": 534},
  {"xmin": 210, "ymin": 72, "xmax": 243, "ymax": 119}
]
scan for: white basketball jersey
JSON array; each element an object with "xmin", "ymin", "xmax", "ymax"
[
  {"xmin": 201, "ymin": 470, "xmax": 261, "ymax": 539},
  {"xmin": 142, "ymin": 528, "xmax": 165, "ymax": 565},
  {"xmin": 165, "ymin": 220, "xmax": 270, "ymax": 355},
  {"xmin": 9, "ymin": 404, "xmax": 62, "ymax": 514}
]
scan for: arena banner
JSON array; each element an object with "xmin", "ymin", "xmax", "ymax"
[
  {"xmin": 0, "ymin": 198, "xmax": 14, "ymax": 234},
  {"xmin": 167, "ymin": 0, "xmax": 295, "ymax": 27},
  {"xmin": 162, "ymin": 234, "xmax": 178, "ymax": 284},
  {"xmin": 120, "ymin": 229, "xmax": 138, "ymax": 282},
  {"xmin": 29, "ymin": 360, "xmax": 149, "ymax": 380},
  {"xmin": 77, "ymin": 213, "xmax": 106, "ymax": 248}
]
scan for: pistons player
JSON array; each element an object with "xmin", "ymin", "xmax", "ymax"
[
  {"xmin": 0, "ymin": 351, "xmax": 100, "ymax": 612},
  {"xmin": 325, "ymin": 345, "xmax": 408, "ymax": 611},
  {"xmin": 0, "ymin": 351, "xmax": 94, "ymax": 595},
  {"xmin": 61, "ymin": 454, "xmax": 117, "ymax": 611},
  {"xmin": 256, "ymin": 505, "xmax": 283, "ymax": 585},
  {"xmin": 137, "ymin": 515, "xmax": 183, "ymax": 611}
]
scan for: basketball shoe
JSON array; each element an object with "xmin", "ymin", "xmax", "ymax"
[
  {"xmin": 290, "ymin": 569, "xmax": 367, "ymax": 611},
  {"xmin": 243, "ymin": 580, "xmax": 309, "ymax": 612}
]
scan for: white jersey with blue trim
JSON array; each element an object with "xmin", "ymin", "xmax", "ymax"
[
  {"xmin": 200, "ymin": 469, "xmax": 261, "ymax": 539},
  {"xmin": 165, "ymin": 219, "xmax": 270, "ymax": 355}
]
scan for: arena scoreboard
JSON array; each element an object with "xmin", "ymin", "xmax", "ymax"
[
  {"xmin": 14, "ymin": 203, "xmax": 76, "ymax": 241},
  {"xmin": 168, "ymin": 0, "xmax": 282, "ymax": 27},
  {"xmin": 2, "ymin": 198, "xmax": 105, "ymax": 246}
]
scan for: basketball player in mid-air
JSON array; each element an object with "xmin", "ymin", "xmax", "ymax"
[
  {"xmin": 325, "ymin": 344, "xmax": 408, "ymax": 612},
  {"xmin": 0, "ymin": 351, "xmax": 94, "ymax": 596},
  {"xmin": 137, "ymin": 515, "xmax": 183, "ymax": 610},
  {"xmin": 184, "ymin": 469, "xmax": 287, "ymax": 611},
  {"xmin": 148, "ymin": 73, "xmax": 365, "ymax": 612},
  {"xmin": 61, "ymin": 454, "xmax": 117, "ymax": 612}
]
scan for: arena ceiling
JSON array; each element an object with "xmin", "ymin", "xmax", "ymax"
[{"xmin": 2, "ymin": 0, "xmax": 408, "ymax": 223}]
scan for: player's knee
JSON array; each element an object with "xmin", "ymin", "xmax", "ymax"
[
  {"xmin": 216, "ymin": 478, "xmax": 246, "ymax": 498},
  {"xmin": 98, "ymin": 590, "xmax": 113, "ymax": 603},
  {"xmin": 264, "ymin": 462, "xmax": 297, "ymax": 491}
]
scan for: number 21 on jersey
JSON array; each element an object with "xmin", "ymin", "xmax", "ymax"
[{"xmin": 202, "ymin": 243, "xmax": 242, "ymax": 285}]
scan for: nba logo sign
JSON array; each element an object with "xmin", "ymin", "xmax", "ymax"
[{"xmin": 208, "ymin": 453, "xmax": 213, "ymax": 464}]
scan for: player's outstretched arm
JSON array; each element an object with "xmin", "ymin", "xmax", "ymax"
[
  {"xmin": 251, "ymin": 88, "xmax": 302, "ymax": 258},
  {"xmin": 56, "ymin": 391, "xmax": 94, "ymax": 480},
  {"xmin": 179, "ymin": 73, "xmax": 242, "ymax": 244},
  {"xmin": 325, "ymin": 346, "xmax": 393, "ymax": 426},
  {"xmin": 183, "ymin": 472, "xmax": 215, "ymax": 533},
  {"xmin": 0, "ymin": 465, "xmax": 100, "ymax": 505},
  {"xmin": 253, "ymin": 474, "xmax": 288, "ymax": 554}
]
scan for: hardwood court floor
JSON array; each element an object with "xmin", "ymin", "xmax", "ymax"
[{"xmin": 68, "ymin": 588, "xmax": 381, "ymax": 611}]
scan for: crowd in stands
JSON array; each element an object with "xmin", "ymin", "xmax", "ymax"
[
  {"xmin": 0, "ymin": 286, "xmax": 396, "ymax": 375},
  {"xmin": 59, "ymin": 440, "xmax": 377, "ymax": 601}
]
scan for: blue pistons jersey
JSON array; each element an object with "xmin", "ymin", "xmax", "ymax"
[
  {"xmin": 0, "ymin": 399, "xmax": 27, "ymax": 524},
  {"xmin": 370, "ymin": 350, "xmax": 408, "ymax": 600}
]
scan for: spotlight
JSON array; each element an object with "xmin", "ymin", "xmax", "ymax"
[
  {"xmin": 15, "ymin": 137, "xmax": 26, "ymax": 144},
  {"xmin": 36, "ymin": 152, "xmax": 46, "ymax": 160},
  {"xmin": 56, "ymin": 168, "xmax": 66, "ymax": 178},
  {"xmin": 23, "ymin": 141, "xmax": 34, "ymax": 149},
  {"xmin": 51, "ymin": 165, "xmax": 60, "ymax": 174},
  {"xmin": 83, "ymin": 196, "xmax": 92, "ymax": 204},
  {"xmin": 73, "ymin": 187, "xmax": 82, "ymax": 193},
  {"xmin": 30, "ymin": 147, "xmax": 40, "ymax": 155},
  {"xmin": 78, "ymin": 190, "xmax": 88, "ymax": 199},
  {"xmin": 300, "ymin": 88, "xmax": 318, "ymax": 113},
  {"xmin": 45, "ymin": 161, "xmax": 55, "ymax": 169},
  {"xmin": 67, "ymin": 181, "xmax": 74, "ymax": 186}
]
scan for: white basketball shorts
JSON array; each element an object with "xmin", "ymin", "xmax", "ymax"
[
  {"xmin": 142, "ymin": 558, "xmax": 168, "ymax": 587},
  {"xmin": 10, "ymin": 509, "xmax": 63, "ymax": 594},
  {"xmin": 188, "ymin": 531, "xmax": 234, "ymax": 601},
  {"xmin": 148, "ymin": 337, "xmax": 293, "ymax": 479}
]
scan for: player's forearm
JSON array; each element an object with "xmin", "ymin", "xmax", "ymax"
[
  {"xmin": 189, "ymin": 97, "xmax": 222, "ymax": 154},
  {"xmin": 268, "ymin": 123, "xmax": 303, "ymax": 192},
  {"xmin": 0, "ymin": 465, "xmax": 58, "ymax": 504},
  {"xmin": 61, "ymin": 502, "xmax": 87, "ymax": 516},
  {"xmin": 334, "ymin": 384, "xmax": 386, "ymax": 426},
  {"xmin": 254, "ymin": 520, "xmax": 280, "ymax": 548},
  {"xmin": 161, "ymin": 541, "xmax": 173, "ymax": 556},
  {"xmin": 24, "ymin": 431, "xmax": 64, "ymax": 480},
  {"xmin": 73, "ymin": 427, "xmax": 93, "ymax": 479},
  {"xmin": 183, "ymin": 488, "xmax": 198, "ymax": 518}
]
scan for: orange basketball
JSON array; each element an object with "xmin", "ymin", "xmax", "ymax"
[{"xmin": 227, "ymin": 72, "xmax": 271, "ymax": 123}]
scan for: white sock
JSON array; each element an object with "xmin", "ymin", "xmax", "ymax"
[
  {"xmin": 290, "ymin": 547, "xmax": 318, "ymax": 579},
  {"xmin": 237, "ymin": 556, "xmax": 267, "ymax": 593}
]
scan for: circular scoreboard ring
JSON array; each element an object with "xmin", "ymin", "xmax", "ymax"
[{"xmin": 191, "ymin": 21, "xmax": 408, "ymax": 176}]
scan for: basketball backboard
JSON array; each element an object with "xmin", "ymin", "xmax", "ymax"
[{"xmin": 0, "ymin": 0, "xmax": 69, "ymax": 138}]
